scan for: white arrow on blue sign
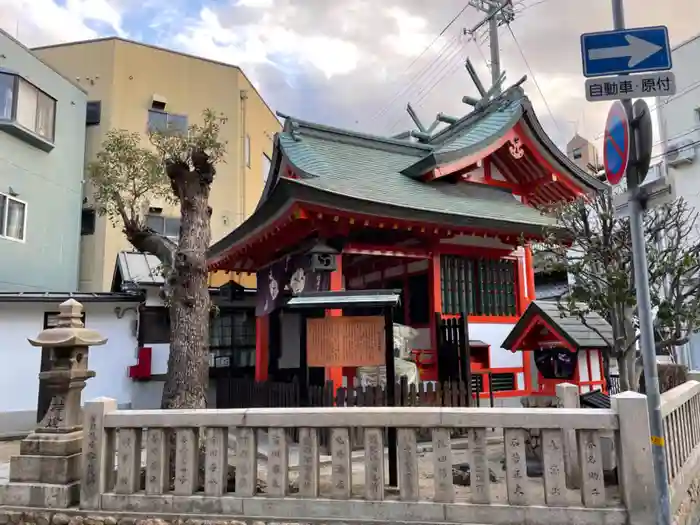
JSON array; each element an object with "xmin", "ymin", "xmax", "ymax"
[{"xmin": 580, "ymin": 26, "xmax": 672, "ymax": 78}]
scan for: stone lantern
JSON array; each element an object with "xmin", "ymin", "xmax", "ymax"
[{"xmin": 0, "ymin": 299, "xmax": 107, "ymax": 508}]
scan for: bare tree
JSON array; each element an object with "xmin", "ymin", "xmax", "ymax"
[
  {"xmin": 88, "ymin": 109, "xmax": 227, "ymax": 409},
  {"xmin": 541, "ymin": 190, "xmax": 700, "ymax": 391}
]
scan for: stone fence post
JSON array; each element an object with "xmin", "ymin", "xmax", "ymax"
[
  {"xmin": 614, "ymin": 391, "xmax": 657, "ymax": 525},
  {"xmin": 81, "ymin": 397, "xmax": 118, "ymax": 510},
  {"xmin": 688, "ymin": 370, "xmax": 700, "ymax": 383},
  {"xmin": 0, "ymin": 299, "xmax": 107, "ymax": 508},
  {"xmin": 555, "ymin": 382, "xmax": 580, "ymax": 489}
]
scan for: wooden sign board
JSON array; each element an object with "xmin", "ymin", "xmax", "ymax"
[{"xmin": 307, "ymin": 316, "xmax": 385, "ymax": 367}]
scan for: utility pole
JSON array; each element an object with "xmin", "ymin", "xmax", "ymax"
[
  {"xmin": 611, "ymin": 1, "xmax": 671, "ymax": 523},
  {"xmin": 467, "ymin": 0, "xmax": 515, "ymax": 93}
]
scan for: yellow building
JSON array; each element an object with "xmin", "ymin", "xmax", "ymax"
[{"xmin": 33, "ymin": 37, "xmax": 281, "ymax": 292}]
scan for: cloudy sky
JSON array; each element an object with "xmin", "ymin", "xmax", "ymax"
[{"xmin": 1, "ymin": 0, "xmax": 697, "ymax": 152}]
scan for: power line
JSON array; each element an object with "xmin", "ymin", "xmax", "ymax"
[
  {"xmin": 506, "ymin": 22, "xmax": 563, "ymax": 139},
  {"xmin": 593, "ymin": 78, "xmax": 700, "ymax": 141},
  {"xmin": 385, "ymin": 40, "xmax": 470, "ymax": 133},
  {"xmin": 650, "ymin": 138, "xmax": 700, "ymax": 162},
  {"xmin": 372, "ymin": 34, "xmax": 462, "ymax": 124},
  {"xmin": 367, "ymin": 2, "xmax": 472, "ymax": 123}
]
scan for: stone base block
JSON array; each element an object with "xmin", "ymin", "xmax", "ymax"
[
  {"xmin": 10, "ymin": 453, "xmax": 81, "ymax": 484},
  {"xmin": 19, "ymin": 431, "xmax": 83, "ymax": 456},
  {"xmin": 0, "ymin": 481, "xmax": 79, "ymax": 508},
  {"xmin": 20, "ymin": 431, "xmax": 83, "ymax": 457}
]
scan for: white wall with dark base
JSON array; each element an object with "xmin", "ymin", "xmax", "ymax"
[{"xmin": 0, "ymin": 298, "xmax": 142, "ymax": 436}]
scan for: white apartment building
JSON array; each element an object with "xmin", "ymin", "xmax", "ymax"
[{"xmin": 656, "ymin": 31, "xmax": 700, "ymax": 368}]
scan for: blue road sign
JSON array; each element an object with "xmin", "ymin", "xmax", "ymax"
[
  {"xmin": 580, "ymin": 26, "xmax": 672, "ymax": 78},
  {"xmin": 604, "ymin": 101, "xmax": 630, "ymax": 186}
]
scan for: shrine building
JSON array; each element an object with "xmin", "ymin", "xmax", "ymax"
[{"xmin": 206, "ymin": 84, "xmax": 606, "ymax": 400}]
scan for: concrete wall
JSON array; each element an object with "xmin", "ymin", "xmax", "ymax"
[
  {"xmin": 0, "ymin": 31, "xmax": 87, "ymax": 292},
  {"xmin": 34, "ymin": 38, "xmax": 281, "ymax": 293}
]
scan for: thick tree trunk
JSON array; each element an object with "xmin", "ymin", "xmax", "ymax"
[
  {"xmin": 617, "ymin": 355, "xmax": 630, "ymax": 391},
  {"xmin": 160, "ymin": 157, "xmax": 213, "ymax": 411}
]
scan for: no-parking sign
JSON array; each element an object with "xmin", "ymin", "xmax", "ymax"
[{"xmin": 603, "ymin": 101, "xmax": 630, "ymax": 185}]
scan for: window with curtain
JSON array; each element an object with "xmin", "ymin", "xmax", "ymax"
[
  {"xmin": 0, "ymin": 73, "xmax": 14, "ymax": 120},
  {"xmin": 16, "ymin": 79, "xmax": 37, "ymax": 132},
  {"xmin": 0, "ymin": 193, "xmax": 27, "ymax": 241},
  {"xmin": 35, "ymin": 91, "xmax": 55, "ymax": 141},
  {"xmin": 0, "ymin": 75, "xmax": 56, "ymax": 142}
]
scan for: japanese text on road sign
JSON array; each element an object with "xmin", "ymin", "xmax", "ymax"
[{"xmin": 586, "ymin": 72, "xmax": 676, "ymax": 102}]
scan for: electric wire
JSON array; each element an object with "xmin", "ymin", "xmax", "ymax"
[
  {"xmin": 593, "ymin": 78, "xmax": 700, "ymax": 141},
  {"xmin": 378, "ymin": 0, "xmax": 519, "ymax": 130},
  {"xmin": 371, "ymin": 33, "xmax": 462, "ymax": 125},
  {"xmin": 367, "ymin": 2, "xmax": 472, "ymax": 123},
  {"xmin": 506, "ymin": 22, "xmax": 563, "ymax": 138},
  {"xmin": 385, "ymin": 38, "xmax": 470, "ymax": 133}
]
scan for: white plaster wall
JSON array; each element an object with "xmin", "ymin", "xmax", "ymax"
[
  {"xmin": 0, "ymin": 301, "xmax": 141, "ymax": 434},
  {"xmin": 470, "ymin": 323, "xmax": 522, "ymax": 369}
]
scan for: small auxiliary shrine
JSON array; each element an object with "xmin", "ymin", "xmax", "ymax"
[
  {"xmin": 501, "ymin": 300, "xmax": 612, "ymax": 395},
  {"xmin": 206, "ymin": 80, "xmax": 606, "ymax": 397}
]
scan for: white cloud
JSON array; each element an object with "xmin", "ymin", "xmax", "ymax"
[
  {"xmin": 382, "ymin": 7, "xmax": 435, "ymax": 58},
  {"xmin": 174, "ymin": 6, "xmax": 361, "ymax": 80},
  {"xmin": 0, "ymin": 0, "xmax": 124, "ymax": 47}
]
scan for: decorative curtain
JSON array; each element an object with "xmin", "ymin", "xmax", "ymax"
[{"xmin": 256, "ymin": 253, "xmax": 331, "ymax": 315}]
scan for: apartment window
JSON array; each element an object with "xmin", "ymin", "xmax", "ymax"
[
  {"xmin": 0, "ymin": 73, "xmax": 56, "ymax": 142},
  {"xmin": 262, "ymin": 153, "xmax": 271, "ymax": 184},
  {"xmin": 0, "ymin": 192, "xmax": 27, "ymax": 241},
  {"xmin": 81, "ymin": 209, "xmax": 96, "ymax": 235},
  {"xmin": 572, "ymin": 147, "xmax": 582, "ymax": 160},
  {"xmin": 245, "ymin": 135, "xmax": 251, "ymax": 168},
  {"xmin": 86, "ymin": 101, "xmax": 102, "ymax": 126},
  {"xmin": 147, "ymin": 109, "xmax": 188, "ymax": 134},
  {"xmin": 146, "ymin": 214, "xmax": 180, "ymax": 243},
  {"xmin": 0, "ymin": 73, "xmax": 15, "ymax": 120}
]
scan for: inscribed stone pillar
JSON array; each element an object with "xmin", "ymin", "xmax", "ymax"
[{"xmin": 0, "ymin": 299, "xmax": 106, "ymax": 508}]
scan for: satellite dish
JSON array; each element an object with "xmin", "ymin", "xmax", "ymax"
[{"xmin": 633, "ymin": 99, "xmax": 653, "ymax": 185}]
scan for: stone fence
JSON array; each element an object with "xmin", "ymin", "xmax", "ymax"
[
  {"xmin": 3, "ymin": 393, "xmax": 657, "ymax": 525},
  {"xmin": 659, "ymin": 375, "xmax": 700, "ymax": 525}
]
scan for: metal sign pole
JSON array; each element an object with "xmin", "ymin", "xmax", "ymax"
[{"xmin": 612, "ymin": 1, "xmax": 671, "ymax": 523}]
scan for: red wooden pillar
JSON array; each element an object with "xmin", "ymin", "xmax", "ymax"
[
  {"xmin": 520, "ymin": 246, "xmax": 536, "ymax": 394},
  {"xmin": 326, "ymin": 255, "xmax": 345, "ymax": 390},
  {"xmin": 428, "ymin": 252, "xmax": 442, "ymax": 353},
  {"xmin": 254, "ymin": 315, "xmax": 269, "ymax": 381},
  {"xmin": 524, "ymin": 245, "xmax": 536, "ymax": 303}
]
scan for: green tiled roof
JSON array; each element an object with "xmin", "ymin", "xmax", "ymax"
[
  {"xmin": 279, "ymin": 130, "xmax": 556, "ymax": 229},
  {"xmin": 431, "ymin": 95, "xmax": 523, "ymax": 156}
]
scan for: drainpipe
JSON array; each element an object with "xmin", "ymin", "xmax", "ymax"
[{"xmin": 240, "ymin": 89, "xmax": 249, "ymax": 226}]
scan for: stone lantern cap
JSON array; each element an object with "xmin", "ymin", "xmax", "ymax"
[{"xmin": 28, "ymin": 299, "xmax": 107, "ymax": 348}]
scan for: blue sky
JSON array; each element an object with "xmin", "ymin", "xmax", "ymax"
[{"xmin": 1, "ymin": 0, "xmax": 698, "ymax": 149}]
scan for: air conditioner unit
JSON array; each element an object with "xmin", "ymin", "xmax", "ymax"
[{"xmin": 667, "ymin": 138, "xmax": 696, "ymax": 167}]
